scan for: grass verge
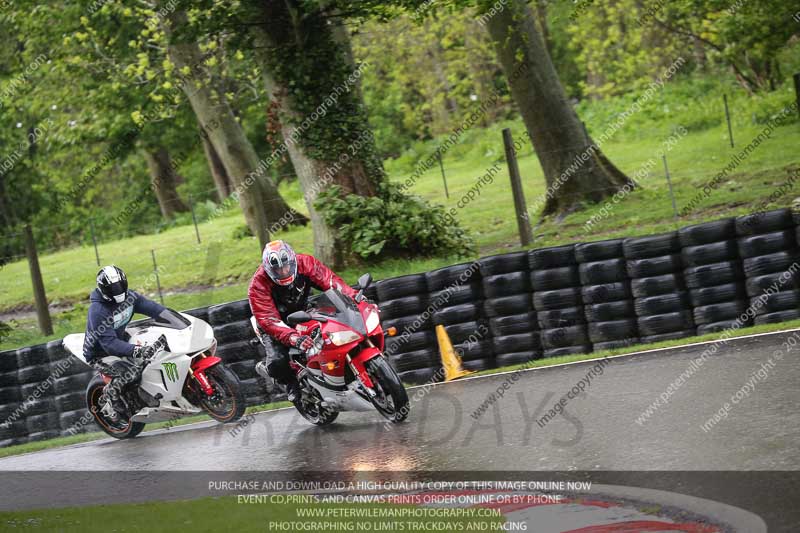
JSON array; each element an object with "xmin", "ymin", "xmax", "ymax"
[
  {"xmin": 0, "ymin": 497, "xmax": 503, "ymax": 532},
  {"xmin": 2, "ymin": 320, "xmax": 797, "ymax": 459}
]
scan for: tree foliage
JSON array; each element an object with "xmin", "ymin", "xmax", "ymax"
[{"xmin": 1, "ymin": 0, "xmax": 797, "ymax": 259}]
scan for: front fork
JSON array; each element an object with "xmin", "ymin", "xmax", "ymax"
[
  {"xmin": 190, "ymin": 355, "xmax": 222, "ymax": 396},
  {"xmin": 347, "ymin": 346, "xmax": 382, "ymax": 394}
]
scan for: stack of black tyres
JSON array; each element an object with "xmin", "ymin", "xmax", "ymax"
[
  {"xmin": 530, "ymin": 245, "xmax": 590, "ymax": 357},
  {"xmin": 423, "ymin": 262, "xmax": 489, "ymax": 376},
  {"xmin": 12, "ymin": 345, "xmax": 60, "ymax": 442},
  {"xmin": 378, "ymin": 273, "xmax": 438, "ymax": 384},
  {"xmin": 678, "ymin": 218, "xmax": 750, "ymax": 334},
  {"xmin": 46, "ymin": 339, "xmax": 94, "ymax": 437},
  {"xmin": 0, "ymin": 349, "xmax": 25, "ymax": 446},
  {"xmin": 736, "ymin": 208, "xmax": 800, "ymax": 324},
  {"xmin": 625, "ymin": 232, "xmax": 696, "ymax": 342},
  {"xmin": 576, "ymin": 239, "xmax": 639, "ymax": 350},
  {"xmin": 209, "ymin": 300, "xmax": 270, "ymax": 405},
  {"xmin": 479, "ymin": 253, "xmax": 536, "ymax": 368}
]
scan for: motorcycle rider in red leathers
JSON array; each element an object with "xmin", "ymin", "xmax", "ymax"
[{"xmin": 249, "ymin": 240, "xmax": 362, "ymax": 402}]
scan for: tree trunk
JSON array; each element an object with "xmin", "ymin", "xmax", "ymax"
[
  {"xmin": 166, "ymin": 10, "xmax": 303, "ymax": 249},
  {"xmin": 200, "ymin": 134, "xmax": 232, "ymax": 201},
  {"xmin": 485, "ymin": 0, "xmax": 633, "ymax": 217},
  {"xmin": 248, "ymin": 1, "xmax": 385, "ymax": 266},
  {"xmin": 534, "ymin": 0, "xmax": 552, "ymax": 56},
  {"xmin": 143, "ymin": 147, "xmax": 189, "ymax": 219}
]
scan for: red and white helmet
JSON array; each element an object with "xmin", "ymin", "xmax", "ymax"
[{"xmin": 262, "ymin": 240, "xmax": 298, "ymax": 286}]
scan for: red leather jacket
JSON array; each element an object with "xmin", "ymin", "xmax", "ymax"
[{"xmin": 248, "ymin": 254, "xmax": 357, "ymax": 346}]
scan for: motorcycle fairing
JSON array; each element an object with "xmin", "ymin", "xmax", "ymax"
[
  {"xmin": 127, "ymin": 313, "xmax": 214, "ymax": 355},
  {"xmin": 139, "ymin": 350, "xmax": 192, "ymax": 401},
  {"xmin": 348, "ymin": 346, "xmax": 383, "ymax": 389}
]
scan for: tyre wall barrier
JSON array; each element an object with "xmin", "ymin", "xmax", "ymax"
[
  {"xmin": 624, "ymin": 231, "xmax": 696, "ymax": 343},
  {"xmin": 480, "ymin": 252, "xmax": 535, "ymax": 369},
  {"xmin": 4, "ymin": 208, "xmax": 800, "ymax": 446},
  {"xmin": 531, "ymin": 244, "xmax": 589, "ymax": 358},
  {"xmin": 577, "ymin": 238, "xmax": 639, "ymax": 351}
]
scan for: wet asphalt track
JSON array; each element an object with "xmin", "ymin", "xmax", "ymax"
[{"xmin": 1, "ymin": 329, "xmax": 799, "ymax": 526}]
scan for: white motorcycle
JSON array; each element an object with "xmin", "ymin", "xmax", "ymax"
[{"xmin": 63, "ymin": 308, "xmax": 245, "ymax": 439}]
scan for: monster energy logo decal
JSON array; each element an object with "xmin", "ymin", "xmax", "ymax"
[{"xmin": 163, "ymin": 362, "xmax": 179, "ymax": 382}]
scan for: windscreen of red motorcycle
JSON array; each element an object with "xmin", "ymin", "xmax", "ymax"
[{"xmin": 307, "ymin": 289, "xmax": 367, "ymax": 335}]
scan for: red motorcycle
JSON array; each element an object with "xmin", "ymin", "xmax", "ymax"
[{"xmin": 252, "ymin": 274, "xmax": 409, "ymax": 425}]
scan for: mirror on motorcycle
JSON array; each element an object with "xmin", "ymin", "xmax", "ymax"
[
  {"xmin": 356, "ymin": 273, "xmax": 372, "ymax": 289},
  {"xmin": 287, "ymin": 310, "xmax": 312, "ymax": 326}
]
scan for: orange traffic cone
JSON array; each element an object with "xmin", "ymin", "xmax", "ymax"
[{"xmin": 436, "ymin": 324, "xmax": 474, "ymax": 381}]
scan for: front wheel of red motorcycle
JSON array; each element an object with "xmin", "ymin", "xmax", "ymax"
[
  {"xmin": 366, "ymin": 357, "xmax": 410, "ymax": 423},
  {"xmin": 294, "ymin": 381, "xmax": 339, "ymax": 426}
]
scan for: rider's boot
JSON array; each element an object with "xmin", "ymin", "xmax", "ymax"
[
  {"xmin": 255, "ymin": 360, "xmax": 279, "ymax": 394},
  {"xmin": 100, "ymin": 381, "xmax": 125, "ymax": 420},
  {"xmin": 285, "ymin": 379, "xmax": 301, "ymax": 403},
  {"xmin": 255, "ymin": 360, "xmax": 269, "ymax": 380}
]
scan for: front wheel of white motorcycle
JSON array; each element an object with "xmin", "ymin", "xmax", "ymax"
[
  {"xmin": 86, "ymin": 375, "xmax": 146, "ymax": 439},
  {"xmin": 366, "ymin": 357, "xmax": 409, "ymax": 423},
  {"xmin": 199, "ymin": 365, "xmax": 246, "ymax": 423}
]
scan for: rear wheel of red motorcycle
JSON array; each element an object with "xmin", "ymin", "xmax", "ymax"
[
  {"xmin": 200, "ymin": 365, "xmax": 246, "ymax": 423},
  {"xmin": 295, "ymin": 382, "xmax": 339, "ymax": 426},
  {"xmin": 366, "ymin": 357, "xmax": 409, "ymax": 423}
]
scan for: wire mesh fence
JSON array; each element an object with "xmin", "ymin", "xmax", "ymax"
[{"xmin": 0, "ymin": 100, "xmax": 798, "ymax": 327}]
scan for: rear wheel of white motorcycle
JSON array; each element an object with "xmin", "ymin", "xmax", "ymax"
[
  {"xmin": 86, "ymin": 375, "xmax": 145, "ymax": 439},
  {"xmin": 199, "ymin": 365, "xmax": 246, "ymax": 423},
  {"xmin": 294, "ymin": 381, "xmax": 339, "ymax": 426},
  {"xmin": 366, "ymin": 357, "xmax": 409, "ymax": 423}
]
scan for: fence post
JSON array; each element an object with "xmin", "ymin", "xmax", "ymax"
[
  {"xmin": 437, "ymin": 153, "xmax": 449, "ymax": 199},
  {"xmin": 89, "ymin": 219, "xmax": 100, "ymax": 267},
  {"xmin": 794, "ymin": 73, "xmax": 800, "ymax": 120},
  {"xmin": 151, "ymin": 249, "xmax": 164, "ymax": 305},
  {"xmin": 501, "ymin": 128, "xmax": 534, "ymax": 246},
  {"xmin": 662, "ymin": 155, "xmax": 679, "ymax": 219},
  {"xmin": 723, "ymin": 94, "xmax": 734, "ymax": 148},
  {"xmin": 23, "ymin": 225, "xmax": 53, "ymax": 335},
  {"xmin": 188, "ymin": 194, "xmax": 201, "ymax": 244}
]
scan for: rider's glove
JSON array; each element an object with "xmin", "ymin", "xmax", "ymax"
[
  {"xmin": 132, "ymin": 344, "xmax": 155, "ymax": 360},
  {"xmin": 291, "ymin": 334, "xmax": 314, "ymax": 352}
]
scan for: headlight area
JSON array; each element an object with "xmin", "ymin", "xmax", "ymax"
[
  {"xmin": 329, "ymin": 330, "xmax": 361, "ymax": 346},
  {"xmin": 365, "ymin": 310, "xmax": 380, "ymax": 333}
]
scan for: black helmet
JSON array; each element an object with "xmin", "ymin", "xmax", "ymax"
[{"xmin": 97, "ymin": 265, "xmax": 128, "ymax": 303}]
